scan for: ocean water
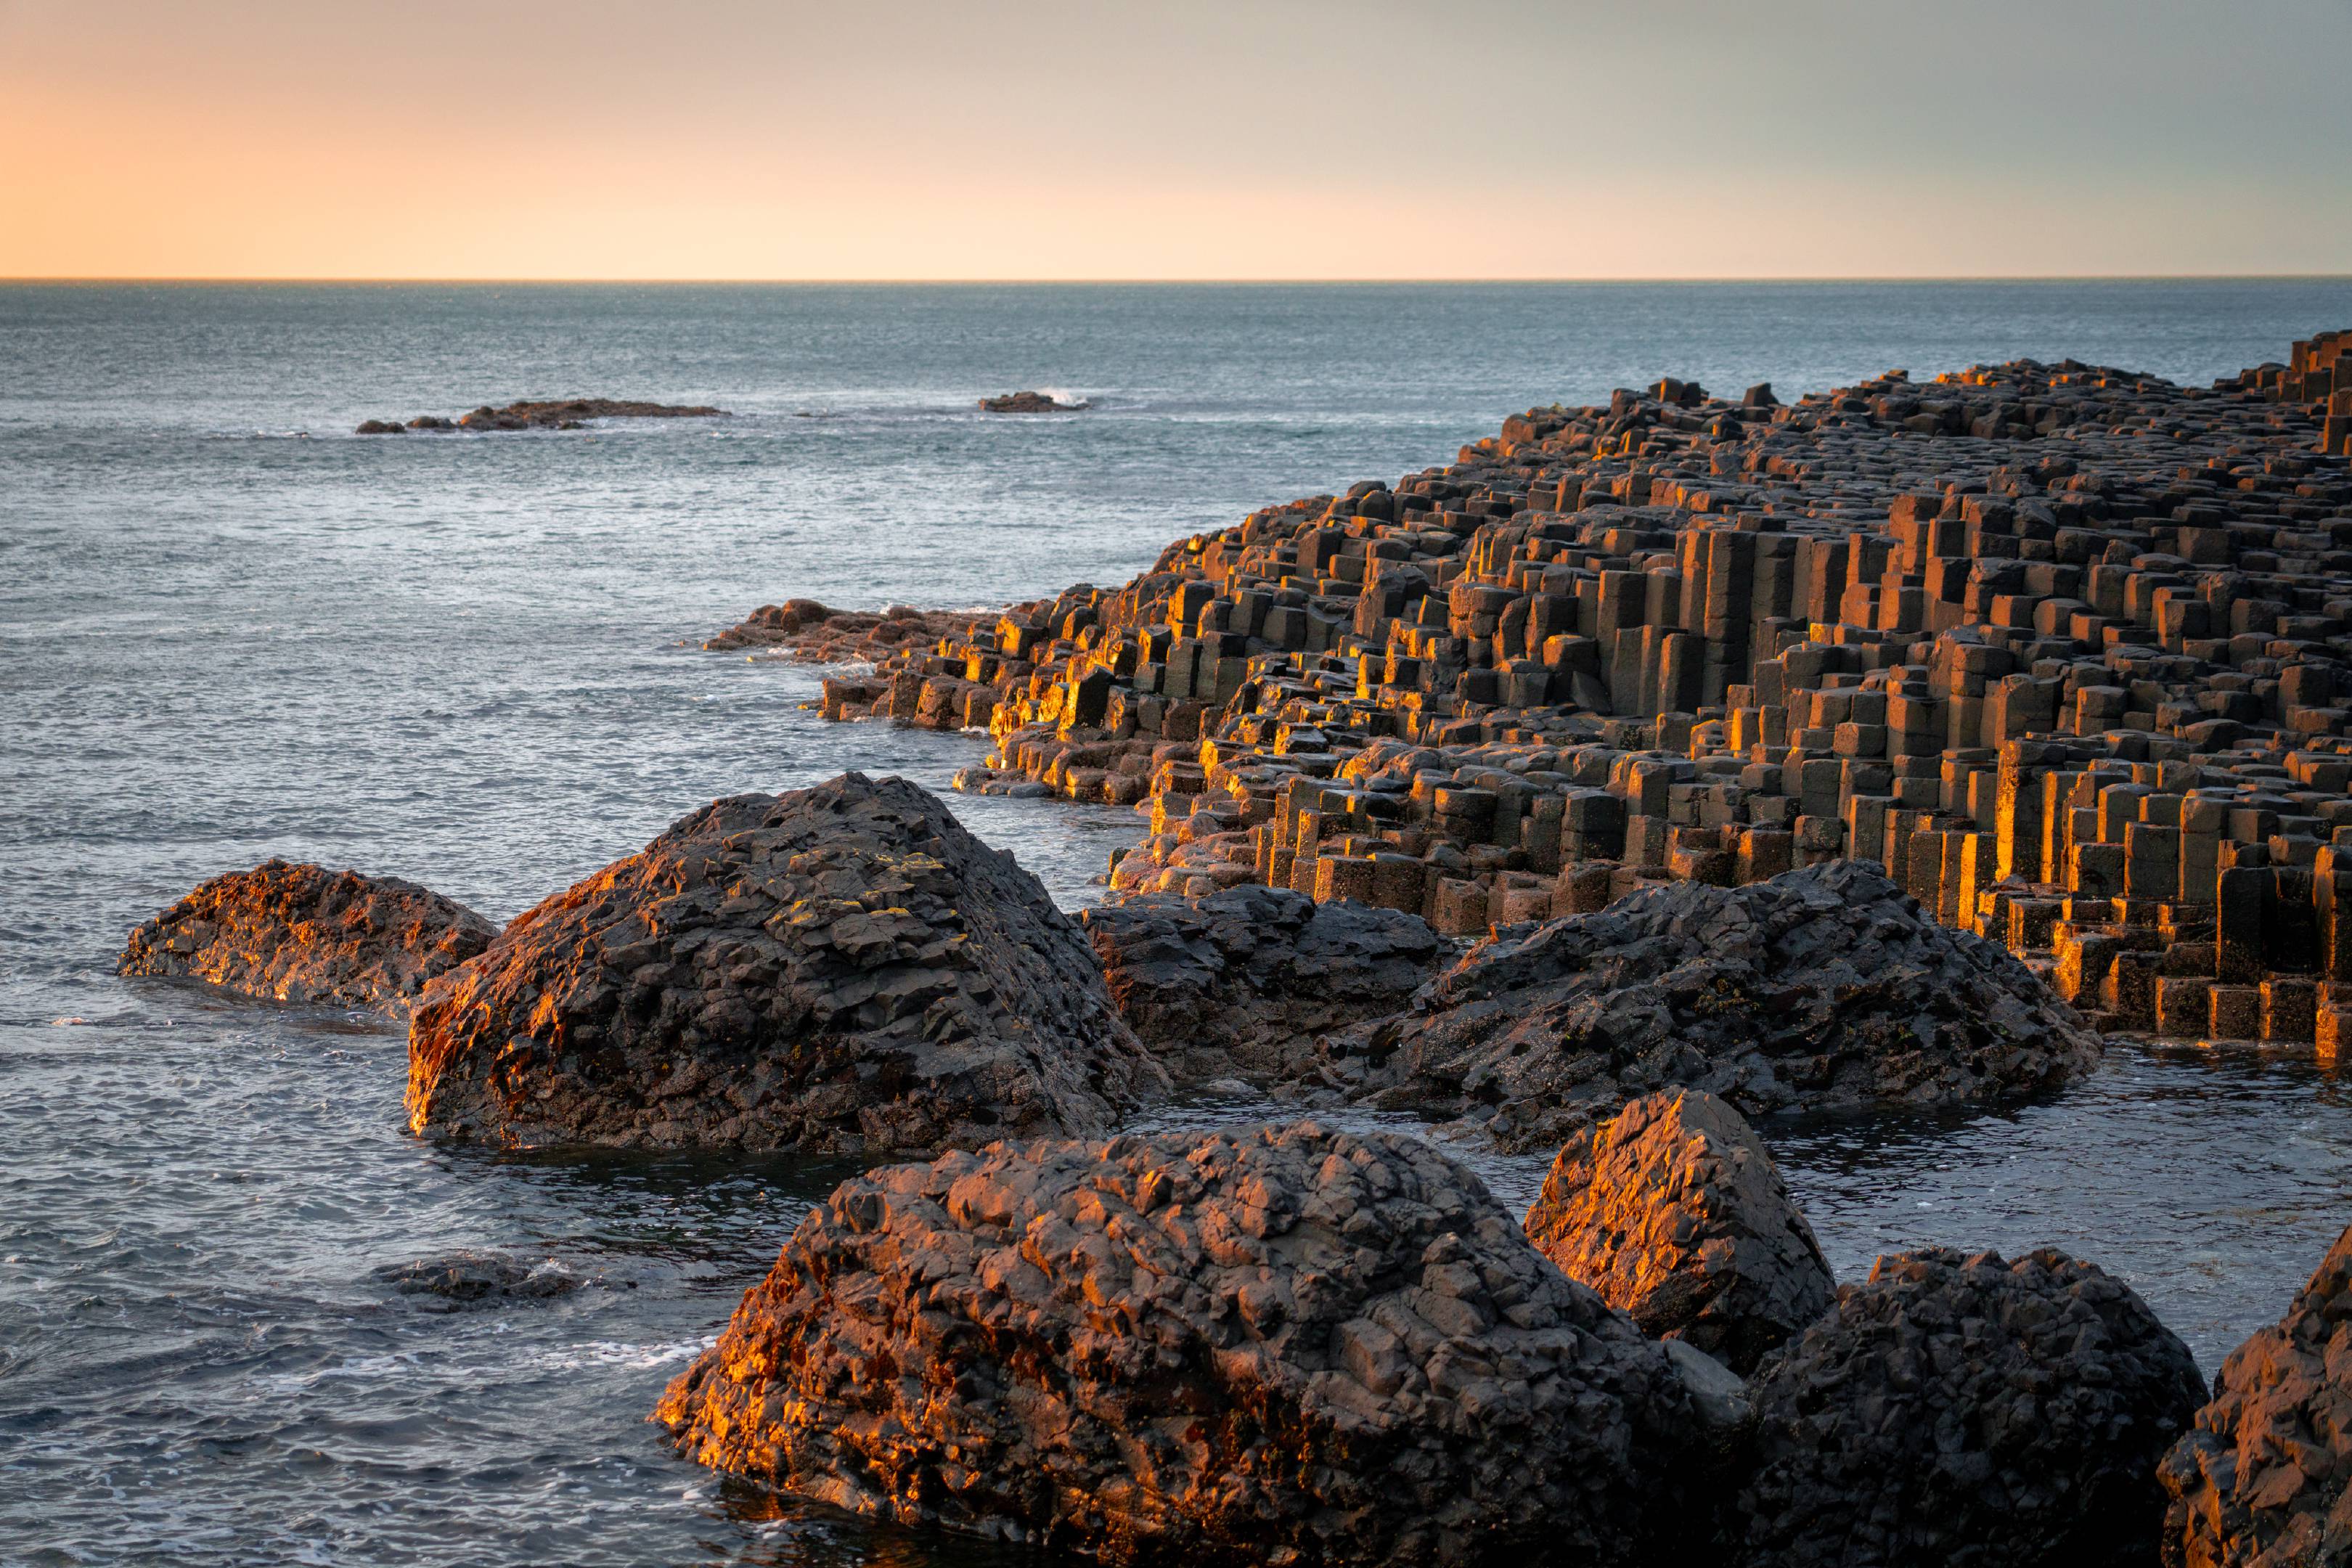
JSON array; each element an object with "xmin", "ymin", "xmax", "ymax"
[{"xmin": 6, "ymin": 279, "xmax": 2352, "ymax": 1565}]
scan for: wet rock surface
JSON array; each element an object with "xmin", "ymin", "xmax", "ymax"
[
  {"xmin": 372, "ymin": 1252, "xmax": 600, "ymax": 1310},
  {"xmin": 702, "ymin": 598, "xmax": 992, "ymax": 663},
  {"xmin": 1336, "ymin": 859, "xmax": 2101, "ymax": 1151},
  {"xmin": 406, "ymin": 772, "xmax": 1162, "ymax": 1154},
  {"xmin": 2159, "ymin": 1222, "xmax": 2352, "ymax": 1568},
  {"xmin": 656, "ymin": 1121, "xmax": 1699, "ymax": 1567},
  {"xmin": 1079, "ymin": 883, "xmax": 1443, "ymax": 1082},
  {"xmin": 117, "ymin": 858, "xmax": 494, "ymax": 1018},
  {"xmin": 356, "ymin": 398, "xmax": 725, "ymax": 433},
  {"xmin": 1737, "ymin": 1246, "xmax": 2205, "ymax": 1568},
  {"xmin": 1523, "ymin": 1088, "xmax": 1833, "ymax": 1374},
  {"xmin": 978, "ymin": 390, "xmax": 1087, "ymax": 413}
]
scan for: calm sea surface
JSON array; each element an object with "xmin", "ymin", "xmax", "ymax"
[{"xmin": 7, "ymin": 280, "xmax": 2352, "ymax": 1565}]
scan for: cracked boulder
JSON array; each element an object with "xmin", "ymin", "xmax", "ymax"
[
  {"xmin": 656, "ymin": 1121, "xmax": 1701, "ymax": 1566},
  {"xmin": 406, "ymin": 772, "xmax": 1162, "ymax": 1153}
]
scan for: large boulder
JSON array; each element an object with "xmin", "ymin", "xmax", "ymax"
[
  {"xmin": 118, "ymin": 858, "xmax": 494, "ymax": 1018},
  {"xmin": 1339, "ymin": 860, "xmax": 2101, "ymax": 1151},
  {"xmin": 1079, "ymin": 883, "xmax": 1443, "ymax": 1082},
  {"xmin": 1736, "ymin": 1246, "xmax": 2205, "ymax": 1568},
  {"xmin": 406, "ymin": 773, "xmax": 1162, "ymax": 1153},
  {"xmin": 1523, "ymin": 1088, "xmax": 1833, "ymax": 1375},
  {"xmin": 2159, "ymin": 1222, "xmax": 2352, "ymax": 1568},
  {"xmin": 656, "ymin": 1121, "xmax": 1702, "ymax": 1566}
]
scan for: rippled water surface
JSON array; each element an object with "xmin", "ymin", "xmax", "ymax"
[{"xmin": 7, "ymin": 280, "xmax": 2352, "ymax": 1565}]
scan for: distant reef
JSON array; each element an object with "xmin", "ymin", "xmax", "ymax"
[
  {"xmin": 979, "ymin": 390, "xmax": 1087, "ymax": 413},
  {"xmin": 356, "ymin": 398, "xmax": 726, "ymax": 434}
]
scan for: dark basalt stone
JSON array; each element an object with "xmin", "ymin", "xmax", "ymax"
[{"xmin": 979, "ymin": 390, "xmax": 1087, "ymax": 413}]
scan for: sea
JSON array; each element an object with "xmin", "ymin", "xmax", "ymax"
[{"xmin": 6, "ymin": 279, "xmax": 2352, "ymax": 1566}]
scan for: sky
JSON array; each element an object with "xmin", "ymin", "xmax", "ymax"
[{"xmin": 3, "ymin": 0, "xmax": 2348, "ymax": 281}]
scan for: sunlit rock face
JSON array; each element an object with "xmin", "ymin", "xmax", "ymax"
[
  {"xmin": 118, "ymin": 858, "xmax": 493, "ymax": 1018},
  {"xmin": 2160, "ymin": 1222, "xmax": 2352, "ymax": 1568},
  {"xmin": 1737, "ymin": 1246, "xmax": 2205, "ymax": 1568},
  {"xmin": 405, "ymin": 772, "xmax": 1162, "ymax": 1154},
  {"xmin": 1334, "ymin": 860, "xmax": 2102, "ymax": 1152},
  {"xmin": 656, "ymin": 1122, "xmax": 1702, "ymax": 1567},
  {"xmin": 1080, "ymin": 883, "xmax": 1443, "ymax": 1083},
  {"xmin": 1523, "ymin": 1088, "xmax": 1833, "ymax": 1375}
]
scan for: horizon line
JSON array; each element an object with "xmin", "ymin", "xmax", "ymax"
[{"xmin": 4, "ymin": 273, "xmax": 2351, "ymax": 287}]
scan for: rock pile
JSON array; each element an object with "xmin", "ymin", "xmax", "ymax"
[
  {"xmin": 1522, "ymin": 1088, "xmax": 1834, "ymax": 1373},
  {"xmin": 356, "ymin": 398, "xmax": 724, "ymax": 433},
  {"xmin": 703, "ymin": 599, "xmax": 993, "ymax": 663},
  {"xmin": 1331, "ymin": 859, "xmax": 2100, "ymax": 1151},
  {"xmin": 2159, "ymin": 1221, "xmax": 2352, "ymax": 1568},
  {"xmin": 405, "ymin": 772, "xmax": 1162, "ymax": 1153},
  {"xmin": 1739, "ymin": 1246, "xmax": 2206, "ymax": 1568},
  {"xmin": 657, "ymin": 1121, "xmax": 1700, "ymax": 1566},
  {"xmin": 118, "ymin": 859, "xmax": 494, "ymax": 1018},
  {"xmin": 1079, "ymin": 883, "xmax": 1442, "ymax": 1082},
  {"xmin": 753, "ymin": 340, "xmax": 2352, "ymax": 1048}
]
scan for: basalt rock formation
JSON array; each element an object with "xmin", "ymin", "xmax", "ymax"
[
  {"xmin": 754, "ymin": 339, "xmax": 2352, "ymax": 1050},
  {"xmin": 1329, "ymin": 859, "xmax": 2100, "ymax": 1151},
  {"xmin": 356, "ymin": 398, "xmax": 724, "ymax": 434},
  {"xmin": 979, "ymin": 390, "xmax": 1087, "ymax": 413},
  {"xmin": 1079, "ymin": 883, "xmax": 1443, "ymax": 1082},
  {"xmin": 2158, "ymin": 1221, "xmax": 2352, "ymax": 1568},
  {"xmin": 1736, "ymin": 1246, "xmax": 2206, "ymax": 1568},
  {"xmin": 405, "ymin": 772, "xmax": 1162, "ymax": 1153},
  {"xmin": 656, "ymin": 1121, "xmax": 1702, "ymax": 1567},
  {"xmin": 1522, "ymin": 1088, "xmax": 1834, "ymax": 1374},
  {"xmin": 118, "ymin": 859, "xmax": 494, "ymax": 1018},
  {"xmin": 703, "ymin": 599, "xmax": 993, "ymax": 663}
]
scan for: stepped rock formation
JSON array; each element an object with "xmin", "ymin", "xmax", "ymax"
[
  {"xmin": 657, "ymin": 1122, "xmax": 1700, "ymax": 1567},
  {"xmin": 118, "ymin": 859, "xmax": 494, "ymax": 1017},
  {"xmin": 1736, "ymin": 1246, "xmax": 2206, "ymax": 1568},
  {"xmin": 1332, "ymin": 859, "xmax": 2100, "ymax": 1151},
  {"xmin": 405, "ymin": 773, "xmax": 1161, "ymax": 1153},
  {"xmin": 1522, "ymin": 1088, "xmax": 1834, "ymax": 1374},
  {"xmin": 1079, "ymin": 883, "xmax": 1442, "ymax": 1082},
  {"xmin": 752, "ymin": 340, "xmax": 2352, "ymax": 1048},
  {"xmin": 2159, "ymin": 1222, "xmax": 2352, "ymax": 1568}
]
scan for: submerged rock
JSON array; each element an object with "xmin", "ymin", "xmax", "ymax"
[
  {"xmin": 1737, "ymin": 1246, "xmax": 2205, "ymax": 1568},
  {"xmin": 1523, "ymin": 1088, "xmax": 1832, "ymax": 1375},
  {"xmin": 656, "ymin": 1122, "xmax": 1700, "ymax": 1566},
  {"xmin": 118, "ymin": 859, "xmax": 494, "ymax": 1018},
  {"xmin": 372, "ymin": 1252, "xmax": 592, "ymax": 1310},
  {"xmin": 356, "ymin": 398, "xmax": 724, "ymax": 435},
  {"xmin": 1339, "ymin": 860, "xmax": 2101, "ymax": 1151},
  {"xmin": 406, "ymin": 772, "xmax": 1162, "ymax": 1154},
  {"xmin": 978, "ymin": 390, "xmax": 1086, "ymax": 413},
  {"xmin": 2159, "ymin": 1222, "xmax": 2352, "ymax": 1568},
  {"xmin": 1079, "ymin": 883, "xmax": 1442, "ymax": 1082}
]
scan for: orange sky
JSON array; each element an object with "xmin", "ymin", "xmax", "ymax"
[{"xmin": 4, "ymin": 1, "xmax": 2347, "ymax": 280}]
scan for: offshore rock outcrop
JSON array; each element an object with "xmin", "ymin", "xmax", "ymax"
[
  {"xmin": 405, "ymin": 773, "xmax": 1162, "ymax": 1153},
  {"xmin": 656, "ymin": 1122, "xmax": 1702, "ymax": 1567},
  {"xmin": 702, "ymin": 599, "xmax": 992, "ymax": 663},
  {"xmin": 1335, "ymin": 859, "xmax": 2101, "ymax": 1151},
  {"xmin": 1522, "ymin": 1088, "xmax": 1833, "ymax": 1375},
  {"xmin": 2159, "ymin": 1221, "xmax": 2352, "ymax": 1568},
  {"xmin": 1079, "ymin": 883, "xmax": 1443, "ymax": 1082},
  {"xmin": 979, "ymin": 390, "xmax": 1087, "ymax": 413},
  {"xmin": 356, "ymin": 398, "xmax": 725, "ymax": 434},
  {"xmin": 118, "ymin": 858, "xmax": 494, "ymax": 1018},
  {"xmin": 1736, "ymin": 1246, "xmax": 2206, "ymax": 1568}
]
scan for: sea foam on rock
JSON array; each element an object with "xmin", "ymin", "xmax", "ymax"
[
  {"xmin": 2159, "ymin": 1221, "xmax": 2352, "ymax": 1568},
  {"xmin": 1523, "ymin": 1087, "xmax": 1833, "ymax": 1375},
  {"xmin": 656, "ymin": 1121, "xmax": 1702, "ymax": 1567},
  {"xmin": 1736, "ymin": 1246, "xmax": 2205, "ymax": 1568},
  {"xmin": 406, "ymin": 772, "xmax": 1162, "ymax": 1153},
  {"xmin": 1079, "ymin": 883, "xmax": 1442, "ymax": 1082},
  {"xmin": 1337, "ymin": 859, "xmax": 2101, "ymax": 1151},
  {"xmin": 118, "ymin": 858, "xmax": 494, "ymax": 1018}
]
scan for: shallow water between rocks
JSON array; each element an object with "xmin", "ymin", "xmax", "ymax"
[{"xmin": 8, "ymin": 280, "xmax": 2352, "ymax": 1564}]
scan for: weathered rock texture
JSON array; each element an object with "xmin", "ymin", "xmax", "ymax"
[
  {"xmin": 1522, "ymin": 1088, "xmax": 1833, "ymax": 1374},
  {"xmin": 703, "ymin": 599, "xmax": 993, "ymax": 663},
  {"xmin": 656, "ymin": 1122, "xmax": 1700, "ymax": 1567},
  {"xmin": 1738, "ymin": 1246, "xmax": 2205, "ymax": 1568},
  {"xmin": 406, "ymin": 773, "xmax": 1161, "ymax": 1153},
  {"xmin": 1079, "ymin": 883, "xmax": 1443, "ymax": 1082},
  {"xmin": 2159, "ymin": 1221, "xmax": 2352, "ymax": 1568},
  {"xmin": 357, "ymin": 397, "xmax": 724, "ymax": 433},
  {"xmin": 1335, "ymin": 859, "xmax": 2100, "ymax": 1151},
  {"xmin": 754, "ymin": 339, "xmax": 2352, "ymax": 1049},
  {"xmin": 118, "ymin": 859, "xmax": 494, "ymax": 1017}
]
